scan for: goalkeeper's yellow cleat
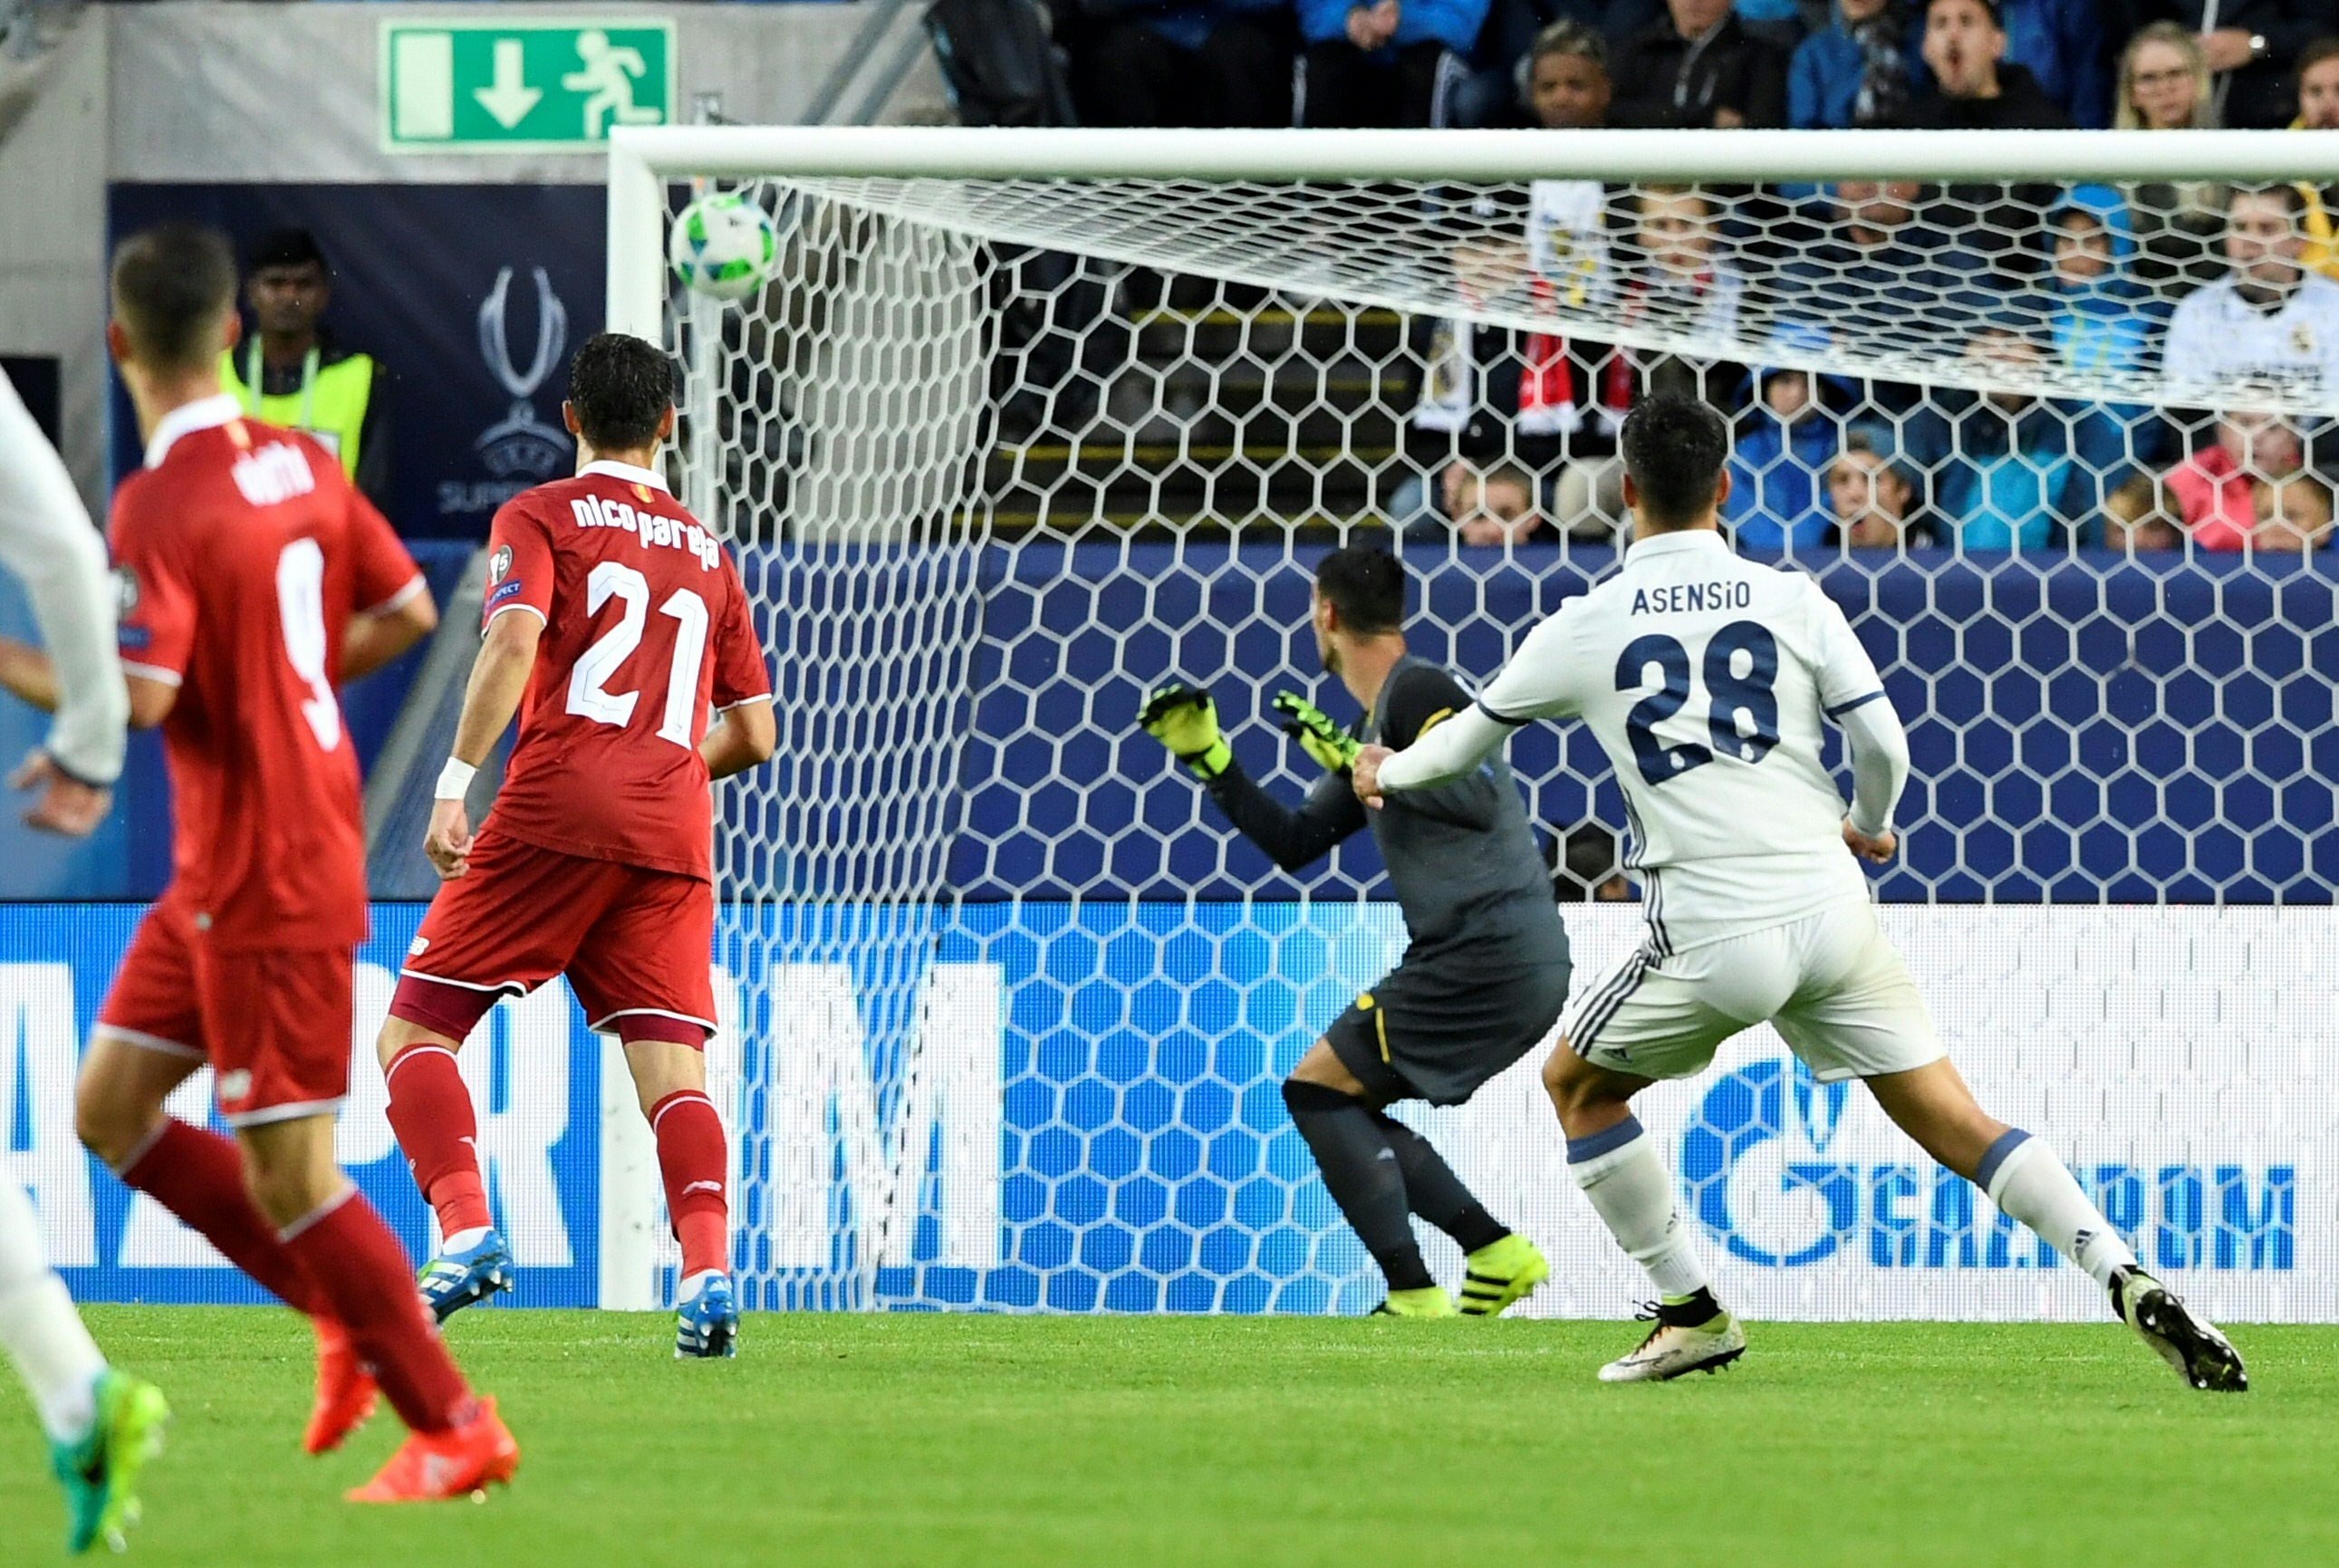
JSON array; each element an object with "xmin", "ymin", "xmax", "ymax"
[
  {"xmin": 1270, "ymin": 692, "xmax": 1362, "ymax": 774},
  {"xmin": 1371, "ymin": 1285, "xmax": 1458, "ymax": 1317},
  {"xmin": 1458, "ymin": 1233, "xmax": 1550, "ymax": 1318},
  {"xmin": 1139, "ymin": 685, "xmax": 1232, "ymax": 780}
]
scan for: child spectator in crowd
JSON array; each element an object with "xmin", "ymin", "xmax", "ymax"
[
  {"xmin": 2113, "ymin": 24, "xmax": 2228, "ymax": 293},
  {"xmin": 1608, "ymin": 0, "xmax": 1788, "ymax": 128},
  {"xmin": 1069, "ymin": 0, "xmax": 1294, "ymax": 129},
  {"xmin": 1825, "ymin": 426, "xmax": 1939, "ymax": 548},
  {"xmin": 1521, "ymin": 16, "xmax": 1614, "ymax": 130},
  {"xmin": 2099, "ymin": 472, "xmax": 2186, "ymax": 551},
  {"xmin": 1296, "ymin": 0, "xmax": 1492, "ymax": 126},
  {"xmin": 2253, "ymin": 471, "xmax": 2334, "ymax": 551},
  {"xmin": 1911, "ymin": 318, "xmax": 2077, "ymax": 550},
  {"xmin": 2045, "ymin": 187, "xmax": 2171, "ymax": 504},
  {"xmin": 1725, "ymin": 362, "xmax": 1839, "ymax": 553},
  {"xmin": 1456, "ymin": 463, "xmax": 1553, "ymax": 546},
  {"xmin": 2165, "ymin": 405, "xmax": 2304, "ymax": 549},
  {"xmin": 1791, "ymin": 0, "xmax": 1919, "ymax": 128}
]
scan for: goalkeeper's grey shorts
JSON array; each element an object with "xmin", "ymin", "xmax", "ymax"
[{"xmin": 1324, "ymin": 943, "xmax": 1572, "ymax": 1108}]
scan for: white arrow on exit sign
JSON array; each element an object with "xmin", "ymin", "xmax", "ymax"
[{"xmin": 473, "ymin": 38, "xmax": 544, "ymax": 129}]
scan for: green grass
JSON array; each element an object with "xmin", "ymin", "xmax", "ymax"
[{"xmin": 2, "ymin": 1309, "xmax": 2333, "ymax": 1566}]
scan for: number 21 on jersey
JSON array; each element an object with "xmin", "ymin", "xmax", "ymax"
[
  {"xmin": 567, "ymin": 560, "xmax": 711, "ymax": 748},
  {"xmin": 1615, "ymin": 619, "xmax": 1779, "ymax": 786}
]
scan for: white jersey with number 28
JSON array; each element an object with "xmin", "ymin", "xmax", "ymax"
[{"xmin": 1475, "ymin": 530, "xmax": 1888, "ymax": 952}]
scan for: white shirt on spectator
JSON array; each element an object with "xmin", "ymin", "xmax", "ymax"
[{"xmin": 2161, "ymin": 273, "xmax": 2339, "ymax": 403}]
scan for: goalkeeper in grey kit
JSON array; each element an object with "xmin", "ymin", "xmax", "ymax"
[{"xmin": 1139, "ymin": 544, "xmax": 1570, "ymax": 1316}]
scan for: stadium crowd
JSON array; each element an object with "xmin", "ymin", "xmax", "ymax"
[{"xmin": 1043, "ymin": 0, "xmax": 2339, "ymax": 557}]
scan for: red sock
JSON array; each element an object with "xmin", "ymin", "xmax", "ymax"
[
  {"xmin": 383, "ymin": 1045, "xmax": 493, "ymax": 1237},
  {"xmin": 120, "ymin": 1118, "xmax": 319, "ymax": 1314},
  {"xmin": 650, "ymin": 1092, "xmax": 729, "ymax": 1278},
  {"xmin": 282, "ymin": 1188, "xmax": 474, "ymax": 1435}
]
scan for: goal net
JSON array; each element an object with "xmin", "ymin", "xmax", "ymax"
[{"xmin": 609, "ymin": 128, "xmax": 2337, "ymax": 1322}]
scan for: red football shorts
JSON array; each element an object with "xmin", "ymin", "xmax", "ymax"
[
  {"xmin": 390, "ymin": 827, "xmax": 717, "ymax": 1047},
  {"xmin": 95, "ymin": 895, "xmax": 356, "ymax": 1127}
]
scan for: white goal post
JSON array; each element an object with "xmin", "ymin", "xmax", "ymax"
[{"xmin": 596, "ymin": 128, "xmax": 2339, "ymax": 1319}]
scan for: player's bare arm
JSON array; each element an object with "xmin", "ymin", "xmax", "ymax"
[
  {"xmin": 340, "ymin": 582, "xmax": 438, "ymax": 682},
  {"xmin": 1352, "ymin": 700, "xmax": 1515, "ymax": 810},
  {"xmin": 0, "ymin": 640, "xmax": 110, "ymax": 834},
  {"xmin": 428, "ymin": 608, "xmax": 541, "ymax": 880},
  {"xmin": 0, "ymin": 646, "xmax": 169, "ymax": 835},
  {"xmin": 1350, "ymin": 741, "xmax": 1391, "ymax": 808},
  {"xmin": 0, "ymin": 635, "xmax": 61, "ymax": 712},
  {"xmin": 700, "ymin": 697, "xmax": 775, "ymax": 780},
  {"xmin": 1843, "ymin": 822, "xmax": 1898, "ymax": 863}
]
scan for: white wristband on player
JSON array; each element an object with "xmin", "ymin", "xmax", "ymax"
[{"xmin": 434, "ymin": 758, "xmax": 477, "ymax": 802}]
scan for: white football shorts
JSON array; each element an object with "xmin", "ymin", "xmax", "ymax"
[{"xmin": 1564, "ymin": 896, "xmax": 1944, "ymax": 1084}]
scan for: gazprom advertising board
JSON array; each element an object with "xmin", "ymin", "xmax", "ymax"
[{"xmin": 0, "ymin": 904, "xmax": 2316, "ymax": 1320}]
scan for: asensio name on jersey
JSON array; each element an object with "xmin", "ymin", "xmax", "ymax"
[{"xmin": 1396, "ymin": 529, "xmax": 1894, "ymax": 955}]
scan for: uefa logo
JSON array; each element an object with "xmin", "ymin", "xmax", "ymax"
[{"xmin": 474, "ymin": 265, "xmax": 572, "ymax": 483}]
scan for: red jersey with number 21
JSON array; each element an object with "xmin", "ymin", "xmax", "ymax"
[
  {"xmin": 111, "ymin": 396, "xmax": 424, "ymax": 950},
  {"xmin": 481, "ymin": 461, "xmax": 770, "ymax": 882}
]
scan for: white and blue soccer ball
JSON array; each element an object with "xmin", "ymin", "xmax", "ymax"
[{"xmin": 668, "ymin": 193, "xmax": 780, "ymax": 303}]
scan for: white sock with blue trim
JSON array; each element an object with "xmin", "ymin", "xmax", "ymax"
[
  {"xmin": 1980, "ymin": 1129, "xmax": 2137, "ymax": 1288},
  {"xmin": 0, "ymin": 1179, "xmax": 105, "ymax": 1443},
  {"xmin": 1568, "ymin": 1115, "xmax": 1709, "ymax": 1300}
]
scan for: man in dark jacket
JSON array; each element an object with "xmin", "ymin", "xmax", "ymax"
[
  {"xmin": 1608, "ymin": 0, "xmax": 1788, "ymax": 128},
  {"xmin": 1897, "ymin": 0, "xmax": 2069, "ymax": 126},
  {"xmin": 1895, "ymin": 0, "xmax": 2066, "ymax": 283}
]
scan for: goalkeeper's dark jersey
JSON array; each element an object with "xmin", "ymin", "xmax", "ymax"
[{"xmin": 1204, "ymin": 655, "xmax": 1564, "ymax": 967}]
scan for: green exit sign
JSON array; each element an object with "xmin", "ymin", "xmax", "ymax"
[{"xmin": 380, "ymin": 19, "xmax": 676, "ymax": 152}]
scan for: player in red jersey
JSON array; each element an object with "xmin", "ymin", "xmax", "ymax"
[
  {"xmin": 64, "ymin": 225, "xmax": 520, "ymax": 1504},
  {"xmin": 375, "ymin": 332, "xmax": 774, "ymax": 1358}
]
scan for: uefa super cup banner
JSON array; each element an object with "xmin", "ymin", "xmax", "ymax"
[{"xmin": 0, "ymin": 903, "xmax": 2318, "ymax": 1320}]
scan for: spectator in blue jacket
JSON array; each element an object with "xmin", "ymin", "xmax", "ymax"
[
  {"xmin": 1297, "ymin": 0, "xmax": 1494, "ymax": 125},
  {"xmin": 1072, "ymin": 0, "xmax": 1295, "ymax": 128},
  {"xmin": 1910, "ymin": 317, "xmax": 2080, "ymax": 551},
  {"xmin": 1790, "ymin": 0, "xmax": 1919, "ymax": 127},
  {"xmin": 1725, "ymin": 361, "xmax": 1841, "ymax": 553},
  {"xmin": 2043, "ymin": 186, "xmax": 2171, "ymax": 521}
]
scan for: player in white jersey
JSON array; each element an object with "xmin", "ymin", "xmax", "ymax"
[
  {"xmin": 0, "ymin": 366, "xmax": 169, "ymax": 1550},
  {"xmin": 1352, "ymin": 394, "xmax": 2248, "ymax": 1392}
]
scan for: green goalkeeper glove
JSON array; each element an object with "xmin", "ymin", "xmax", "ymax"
[
  {"xmin": 1271, "ymin": 692, "xmax": 1361, "ymax": 774},
  {"xmin": 1140, "ymin": 685, "xmax": 1232, "ymax": 780}
]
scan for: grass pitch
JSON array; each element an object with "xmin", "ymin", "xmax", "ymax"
[{"xmin": 1, "ymin": 1310, "xmax": 2332, "ymax": 1567}]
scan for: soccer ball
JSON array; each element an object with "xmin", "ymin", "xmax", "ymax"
[{"xmin": 669, "ymin": 193, "xmax": 779, "ymax": 303}]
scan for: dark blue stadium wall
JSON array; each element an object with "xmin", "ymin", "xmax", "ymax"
[{"xmin": 754, "ymin": 544, "xmax": 2339, "ymax": 905}]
